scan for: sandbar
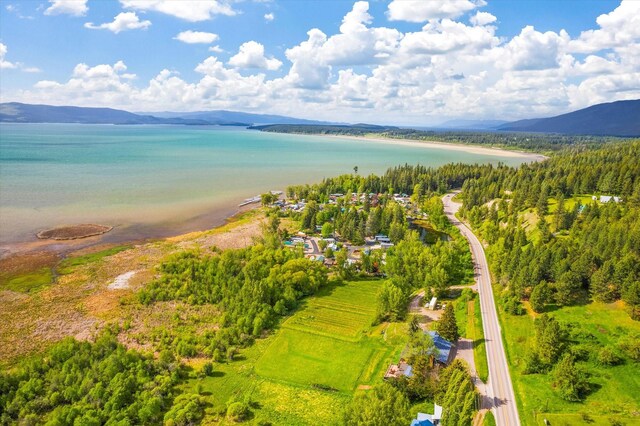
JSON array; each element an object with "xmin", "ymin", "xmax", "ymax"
[{"xmin": 324, "ymin": 134, "xmax": 548, "ymax": 161}]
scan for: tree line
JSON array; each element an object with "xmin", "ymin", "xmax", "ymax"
[
  {"xmin": 138, "ymin": 231, "xmax": 328, "ymax": 361},
  {"xmin": 458, "ymin": 142, "xmax": 640, "ymax": 318},
  {"xmin": 0, "ymin": 329, "xmax": 196, "ymax": 425},
  {"xmin": 256, "ymin": 124, "xmax": 626, "ymax": 151}
]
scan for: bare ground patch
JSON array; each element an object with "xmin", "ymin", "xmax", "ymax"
[{"xmin": 0, "ymin": 210, "xmax": 264, "ymax": 366}]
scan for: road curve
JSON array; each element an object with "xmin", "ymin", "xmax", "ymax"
[{"xmin": 442, "ymin": 192, "xmax": 520, "ymax": 426}]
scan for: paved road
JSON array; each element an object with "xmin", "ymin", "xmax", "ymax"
[{"xmin": 442, "ymin": 192, "xmax": 520, "ymax": 426}]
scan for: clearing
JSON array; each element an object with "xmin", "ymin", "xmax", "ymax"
[
  {"xmin": 499, "ymin": 298, "xmax": 640, "ymax": 426},
  {"xmin": 255, "ymin": 279, "xmax": 404, "ymax": 392}
]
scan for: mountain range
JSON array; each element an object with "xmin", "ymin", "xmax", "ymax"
[
  {"xmin": 0, "ymin": 103, "xmax": 335, "ymax": 126},
  {"xmin": 144, "ymin": 110, "xmax": 340, "ymax": 126},
  {"xmin": 497, "ymin": 99, "xmax": 640, "ymax": 136},
  {"xmin": 1, "ymin": 100, "xmax": 638, "ymax": 136}
]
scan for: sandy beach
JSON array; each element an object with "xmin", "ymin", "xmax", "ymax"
[{"xmin": 325, "ymin": 134, "xmax": 549, "ymax": 161}]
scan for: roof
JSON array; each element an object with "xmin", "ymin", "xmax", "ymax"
[
  {"xmin": 428, "ymin": 331, "xmax": 453, "ymax": 364},
  {"xmin": 403, "ymin": 365, "xmax": 413, "ymax": 377},
  {"xmin": 410, "ymin": 404, "xmax": 443, "ymax": 426},
  {"xmin": 433, "ymin": 404, "xmax": 443, "ymax": 419},
  {"xmin": 384, "ymin": 360, "xmax": 413, "ymax": 379},
  {"xmin": 599, "ymin": 195, "xmax": 621, "ymax": 203},
  {"xmin": 410, "ymin": 413, "xmax": 434, "ymax": 426}
]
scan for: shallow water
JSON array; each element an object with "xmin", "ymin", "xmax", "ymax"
[{"xmin": 0, "ymin": 123, "xmax": 534, "ymax": 244}]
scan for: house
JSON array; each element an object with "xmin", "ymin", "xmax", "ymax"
[
  {"xmin": 380, "ymin": 242, "xmax": 394, "ymax": 249},
  {"xmin": 384, "ymin": 359, "xmax": 413, "ymax": 379},
  {"xmin": 593, "ymin": 195, "xmax": 621, "ymax": 203},
  {"xmin": 427, "ymin": 297, "xmax": 437, "ymax": 310},
  {"xmin": 410, "ymin": 404, "xmax": 443, "ymax": 426},
  {"xmin": 428, "ymin": 331, "xmax": 454, "ymax": 365}
]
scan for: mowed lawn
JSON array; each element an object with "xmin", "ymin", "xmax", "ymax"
[
  {"xmin": 281, "ymin": 280, "xmax": 378, "ymax": 341},
  {"xmin": 499, "ymin": 298, "xmax": 640, "ymax": 426},
  {"xmin": 255, "ymin": 279, "xmax": 387, "ymax": 392}
]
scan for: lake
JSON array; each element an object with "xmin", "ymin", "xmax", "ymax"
[{"xmin": 0, "ymin": 123, "xmax": 537, "ymax": 245}]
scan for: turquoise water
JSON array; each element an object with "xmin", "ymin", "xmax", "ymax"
[{"xmin": 0, "ymin": 123, "xmax": 534, "ymax": 244}]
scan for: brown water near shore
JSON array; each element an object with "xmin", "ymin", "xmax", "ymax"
[{"xmin": 0, "ymin": 201, "xmax": 259, "ymax": 260}]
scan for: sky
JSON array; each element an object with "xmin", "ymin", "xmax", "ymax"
[{"xmin": 1, "ymin": 0, "xmax": 639, "ymax": 125}]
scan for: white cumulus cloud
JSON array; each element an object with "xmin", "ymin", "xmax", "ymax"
[
  {"xmin": 264, "ymin": 13, "xmax": 274, "ymax": 22},
  {"xmin": 120, "ymin": 0, "xmax": 236, "ymax": 22},
  {"xmin": 470, "ymin": 11, "xmax": 496, "ymax": 26},
  {"xmin": 228, "ymin": 41, "xmax": 282, "ymax": 70},
  {"xmin": 10, "ymin": 0, "xmax": 640, "ymax": 123},
  {"xmin": 569, "ymin": 0, "xmax": 640, "ymax": 53},
  {"xmin": 0, "ymin": 43, "xmax": 17, "ymax": 69},
  {"xmin": 174, "ymin": 31, "xmax": 219, "ymax": 44},
  {"xmin": 44, "ymin": 0, "xmax": 88, "ymax": 16},
  {"xmin": 0, "ymin": 43, "xmax": 41, "ymax": 72},
  {"xmin": 387, "ymin": 0, "xmax": 484, "ymax": 23},
  {"xmin": 500, "ymin": 26, "xmax": 569, "ymax": 71},
  {"xmin": 85, "ymin": 12, "xmax": 151, "ymax": 34}
]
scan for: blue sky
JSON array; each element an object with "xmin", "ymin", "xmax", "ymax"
[{"xmin": 1, "ymin": 0, "xmax": 638, "ymax": 124}]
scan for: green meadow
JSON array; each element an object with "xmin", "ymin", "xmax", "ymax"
[
  {"xmin": 280, "ymin": 280, "xmax": 378, "ymax": 342},
  {"xmin": 256, "ymin": 279, "xmax": 404, "ymax": 392},
  {"xmin": 498, "ymin": 298, "xmax": 640, "ymax": 426},
  {"xmin": 188, "ymin": 279, "xmax": 410, "ymax": 424}
]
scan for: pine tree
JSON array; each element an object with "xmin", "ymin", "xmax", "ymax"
[
  {"xmin": 623, "ymin": 281, "xmax": 640, "ymax": 320},
  {"xmin": 552, "ymin": 354, "xmax": 590, "ymax": 402},
  {"xmin": 530, "ymin": 281, "xmax": 551, "ymax": 313},
  {"xmin": 437, "ymin": 303, "xmax": 459, "ymax": 342},
  {"xmin": 534, "ymin": 314, "xmax": 566, "ymax": 366}
]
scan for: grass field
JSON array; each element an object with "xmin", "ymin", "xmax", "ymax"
[
  {"xmin": 451, "ymin": 290, "xmax": 488, "ymax": 382},
  {"xmin": 57, "ymin": 245, "xmax": 132, "ymax": 275},
  {"xmin": 1, "ymin": 268, "xmax": 53, "ymax": 293},
  {"xmin": 483, "ymin": 410, "xmax": 496, "ymax": 426},
  {"xmin": 256, "ymin": 279, "xmax": 403, "ymax": 393},
  {"xmin": 185, "ymin": 278, "xmax": 409, "ymax": 424},
  {"xmin": 255, "ymin": 328, "xmax": 376, "ymax": 391},
  {"xmin": 498, "ymin": 297, "xmax": 640, "ymax": 426},
  {"xmin": 470, "ymin": 297, "xmax": 489, "ymax": 382},
  {"xmin": 547, "ymin": 194, "xmax": 595, "ymax": 214},
  {"xmin": 281, "ymin": 280, "xmax": 378, "ymax": 341}
]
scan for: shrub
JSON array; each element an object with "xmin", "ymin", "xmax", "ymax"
[
  {"xmin": 596, "ymin": 346, "xmax": 622, "ymax": 366},
  {"xmin": 502, "ymin": 294, "xmax": 525, "ymax": 315},
  {"xmin": 227, "ymin": 402, "xmax": 250, "ymax": 422},
  {"xmin": 164, "ymin": 394, "xmax": 206, "ymax": 426},
  {"xmin": 618, "ymin": 337, "xmax": 640, "ymax": 362},
  {"xmin": 199, "ymin": 362, "xmax": 214, "ymax": 377}
]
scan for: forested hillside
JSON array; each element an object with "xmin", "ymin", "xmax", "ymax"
[
  {"xmin": 255, "ymin": 124, "xmax": 626, "ymax": 151},
  {"xmin": 459, "ymin": 142, "xmax": 640, "ymax": 316}
]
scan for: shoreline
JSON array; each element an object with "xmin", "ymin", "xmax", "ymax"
[
  {"xmin": 0, "ymin": 202, "xmax": 261, "ymax": 261},
  {"xmin": 0, "ymin": 136, "xmax": 544, "ymax": 258},
  {"xmin": 319, "ymin": 134, "xmax": 549, "ymax": 161}
]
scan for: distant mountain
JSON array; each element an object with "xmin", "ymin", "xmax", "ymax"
[
  {"xmin": 498, "ymin": 100, "xmax": 640, "ymax": 136},
  {"xmin": 147, "ymin": 110, "xmax": 341, "ymax": 126},
  {"xmin": 0, "ymin": 103, "xmax": 247, "ymax": 126},
  {"xmin": 438, "ymin": 119, "xmax": 509, "ymax": 130},
  {"xmin": 249, "ymin": 123, "xmax": 398, "ymax": 135}
]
